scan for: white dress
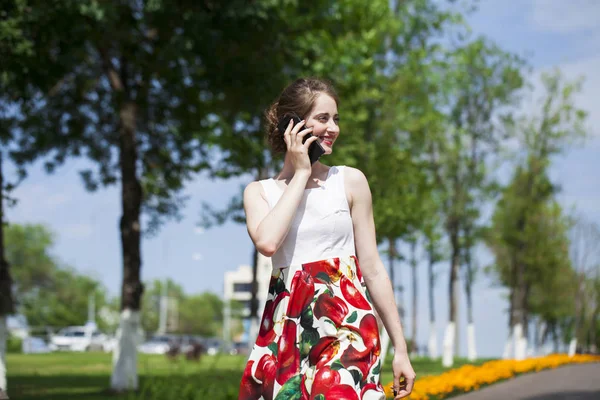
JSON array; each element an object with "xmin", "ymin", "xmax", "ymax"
[{"xmin": 238, "ymin": 166, "xmax": 385, "ymax": 400}]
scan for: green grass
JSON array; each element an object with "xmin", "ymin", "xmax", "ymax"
[{"xmin": 6, "ymin": 352, "xmax": 492, "ymax": 400}]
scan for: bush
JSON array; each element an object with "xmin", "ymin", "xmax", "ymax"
[{"xmin": 7, "ymin": 336, "xmax": 23, "ymax": 353}]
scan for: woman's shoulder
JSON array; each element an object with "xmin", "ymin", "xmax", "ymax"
[
  {"xmin": 243, "ymin": 180, "xmax": 270, "ymax": 202},
  {"xmin": 339, "ymin": 166, "xmax": 368, "ymax": 185}
]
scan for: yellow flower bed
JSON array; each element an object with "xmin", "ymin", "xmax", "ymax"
[{"xmin": 385, "ymin": 354, "xmax": 600, "ymax": 400}]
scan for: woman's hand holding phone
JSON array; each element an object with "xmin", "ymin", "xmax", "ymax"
[{"xmin": 282, "ymin": 118, "xmax": 320, "ymax": 175}]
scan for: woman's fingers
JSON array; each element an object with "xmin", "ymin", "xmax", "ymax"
[
  {"xmin": 297, "ymin": 126, "xmax": 314, "ymax": 144},
  {"xmin": 303, "ymin": 134, "xmax": 319, "ymax": 148}
]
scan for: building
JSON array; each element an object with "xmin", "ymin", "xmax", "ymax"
[{"xmin": 223, "ymin": 253, "xmax": 272, "ymax": 343}]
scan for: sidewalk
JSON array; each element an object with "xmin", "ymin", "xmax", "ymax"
[{"xmin": 451, "ymin": 363, "xmax": 600, "ymax": 400}]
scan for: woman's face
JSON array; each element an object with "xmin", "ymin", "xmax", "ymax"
[{"xmin": 305, "ymin": 93, "xmax": 339, "ymax": 155}]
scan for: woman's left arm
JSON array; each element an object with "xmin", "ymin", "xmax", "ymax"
[{"xmin": 346, "ymin": 167, "xmax": 415, "ymax": 399}]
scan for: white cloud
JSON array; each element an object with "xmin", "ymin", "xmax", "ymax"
[{"xmin": 531, "ymin": 0, "xmax": 600, "ymax": 33}]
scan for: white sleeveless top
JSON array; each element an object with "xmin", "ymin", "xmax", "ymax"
[{"xmin": 259, "ymin": 166, "xmax": 356, "ymax": 269}]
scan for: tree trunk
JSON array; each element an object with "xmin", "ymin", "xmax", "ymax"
[
  {"xmin": 464, "ymin": 245, "xmax": 477, "ymax": 361},
  {"xmin": 248, "ymin": 167, "xmax": 269, "ymax": 351},
  {"xmin": 110, "ymin": 100, "xmax": 144, "ymax": 391},
  {"xmin": 569, "ymin": 276, "xmax": 585, "ymax": 356},
  {"xmin": 427, "ymin": 246, "xmax": 437, "ymax": 359},
  {"xmin": 410, "ymin": 240, "xmax": 418, "ymax": 355},
  {"xmin": 0, "ymin": 152, "xmax": 15, "ymax": 396},
  {"xmin": 443, "ymin": 229, "xmax": 460, "ymax": 367},
  {"xmin": 590, "ymin": 307, "xmax": 599, "ymax": 354}
]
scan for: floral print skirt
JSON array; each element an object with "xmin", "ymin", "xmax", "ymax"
[{"xmin": 238, "ymin": 255, "xmax": 386, "ymax": 400}]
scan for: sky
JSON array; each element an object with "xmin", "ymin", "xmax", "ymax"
[{"xmin": 5, "ymin": 1, "xmax": 600, "ymax": 357}]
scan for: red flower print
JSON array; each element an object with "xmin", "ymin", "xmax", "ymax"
[
  {"xmin": 309, "ymin": 336, "xmax": 340, "ymax": 369},
  {"xmin": 359, "ymin": 314, "xmax": 380, "ymax": 355},
  {"xmin": 288, "ymin": 270, "xmax": 315, "ymax": 318},
  {"xmin": 360, "ymin": 383, "xmax": 381, "ymax": 398},
  {"xmin": 276, "ymin": 319, "xmax": 300, "ymax": 385},
  {"xmin": 314, "ymin": 292, "xmax": 349, "ymax": 326},
  {"xmin": 301, "ymin": 373, "xmax": 310, "ymax": 400},
  {"xmin": 311, "ymin": 366, "xmax": 341, "ymax": 398},
  {"xmin": 239, "ymin": 360, "xmax": 261, "ymax": 400},
  {"xmin": 256, "ymin": 354, "xmax": 277, "ymax": 400},
  {"xmin": 351, "ymin": 256, "xmax": 363, "ymax": 282},
  {"xmin": 303, "ymin": 259, "xmax": 343, "ymax": 283},
  {"xmin": 325, "ymin": 384, "xmax": 360, "ymax": 400},
  {"xmin": 340, "ymin": 275, "xmax": 371, "ymax": 310},
  {"xmin": 256, "ymin": 291, "xmax": 289, "ymax": 347},
  {"xmin": 340, "ymin": 344, "xmax": 373, "ymax": 379}
]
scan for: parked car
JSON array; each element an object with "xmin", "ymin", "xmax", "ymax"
[
  {"xmin": 49, "ymin": 326, "xmax": 110, "ymax": 352},
  {"xmin": 230, "ymin": 341, "xmax": 249, "ymax": 356},
  {"xmin": 138, "ymin": 335, "xmax": 175, "ymax": 355},
  {"xmin": 202, "ymin": 337, "xmax": 224, "ymax": 355}
]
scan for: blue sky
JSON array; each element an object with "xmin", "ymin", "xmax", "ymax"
[{"xmin": 6, "ymin": 1, "xmax": 600, "ymax": 357}]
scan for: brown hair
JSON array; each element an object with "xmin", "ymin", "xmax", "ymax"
[{"xmin": 265, "ymin": 77, "xmax": 339, "ymax": 153}]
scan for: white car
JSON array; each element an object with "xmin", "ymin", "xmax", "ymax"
[
  {"xmin": 49, "ymin": 326, "xmax": 110, "ymax": 352},
  {"xmin": 138, "ymin": 335, "xmax": 174, "ymax": 355}
]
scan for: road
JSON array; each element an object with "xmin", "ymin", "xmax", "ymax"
[{"xmin": 451, "ymin": 363, "xmax": 600, "ymax": 400}]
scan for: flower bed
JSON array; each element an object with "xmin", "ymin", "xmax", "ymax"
[{"xmin": 384, "ymin": 354, "xmax": 600, "ymax": 400}]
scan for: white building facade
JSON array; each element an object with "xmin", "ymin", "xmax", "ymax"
[{"xmin": 223, "ymin": 253, "xmax": 272, "ymax": 344}]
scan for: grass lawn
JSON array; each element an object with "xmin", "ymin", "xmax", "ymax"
[{"xmin": 6, "ymin": 352, "xmax": 491, "ymax": 400}]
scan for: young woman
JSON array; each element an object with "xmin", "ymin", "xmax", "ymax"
[{"xmin": 239, "ymin": 78, "xmax": 415, "ymax": 400}]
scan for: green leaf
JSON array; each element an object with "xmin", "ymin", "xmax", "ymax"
[
  {"xmin": 365, "ymin": 288, "xmax": 372, "ymax": 303},
  {"xmin": 314, "ymin": 395, "xmax": 325, "ymax": 400},
  {"xmin": 330, "ymin": 360, "xmax": 344, "ymax": 370},
  {"xmin": 275, "ymin": 277, "xmax": 286, "ymax": 294},
  {"xmin": 274, "ymin": 374, "xmax": 302, "ymax": 400},
  {"xmin": 350, "ymin": 369, "xmax": 363, "ymax": 385},
  {"xmin": 372, "ymin": 361, "xmax": 381, "ymax": 375},
  {"xmin": 267, "ymin": 342, "xmax": 278, "ymax": 356},
  {"xmin": 346, "ymin": 311, "xmax": 358, "ymax": 323},
  {"xmin": 300, "ymin": 306, "xmax": 314, "ymax": 330},
  {"xmin": 316, "ymin": 272, "xmax": 331, "ymax": 284},
  {"xmin": 300, "ymin": 328, "xmax": 319, "ymax": 359}
]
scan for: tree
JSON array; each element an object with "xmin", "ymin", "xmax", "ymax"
[
  {"xmin": 486, "ymin": 70, "xmax": 587, "ymax": 359},
  {"xmin": 201, "ymin": 0, "xmax": 399, "ymax": 348},
  {"xmin": 430, "ymin": 37, "xmax": 525, "ymax": 366},
  {"xmin": 0, "ymin": 153, "xmax": 15, "ymax": 396},
  {"xmin": 4, "ymin": 224, "xmax": 56, "ymax": 307},
  {"xmin": 4, "ymin": 224, "xmax": 109, "ymax": 330},
  {"xmin": 139, "ymin": 279, "xmax": 185, "ymax": 335},
  {"xmin": 420, "ymin": 193, "xmax": 445, "ymax": 359},
  {"xmin": 178, "ymin": 292, "xmax": 224, "ymax": 337},
  {"xmin": 5, "ymin": 0, "xmax": 365, "ymax": 390},
  {"xmin": 568, "ymin": 216, "xmax": 600, "ymax": 354}
]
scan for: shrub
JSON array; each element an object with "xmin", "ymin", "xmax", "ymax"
[{"xmin": 6, "ymin": 336, "xmax": 23, "ymax": 354}]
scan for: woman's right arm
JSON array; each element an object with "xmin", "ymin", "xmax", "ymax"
[
  {"xmin": 243, "ymin": 118, "xmax": 319, "ymax": 257},
  {"xmin": 243, "ymin": 172, "xmax": 309, "ymax": 256}
]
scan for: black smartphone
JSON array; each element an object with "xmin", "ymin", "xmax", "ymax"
[{"xmin": 277, "ymin": 113, "xmax": 326, "ymax": 165}]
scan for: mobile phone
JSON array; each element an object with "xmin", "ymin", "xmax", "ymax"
[{"xmin": 277, "ymin": 113, "xmax": 326, "ymax": 165}]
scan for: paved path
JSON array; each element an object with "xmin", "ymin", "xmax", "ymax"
[{"xmin": 451, "ymin": 363, "xmax": 600, "ymax": 400}]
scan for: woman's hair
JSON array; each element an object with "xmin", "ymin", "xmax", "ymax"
[{"xmin": 265, "ymin": 77, "xmax": 339, "ymax": 153}]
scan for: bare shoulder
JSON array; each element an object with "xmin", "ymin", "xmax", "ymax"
[
  {"xmin": 343, "ymin": 167, "xmax": 371, "ymax": 207},
  {"xmin": 243, "ymin": 180, "xmax": 268, "ymax": 204},
  {"xmin": 344, "ymin": 166, "xmax": 368, "ymax": 186}
]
